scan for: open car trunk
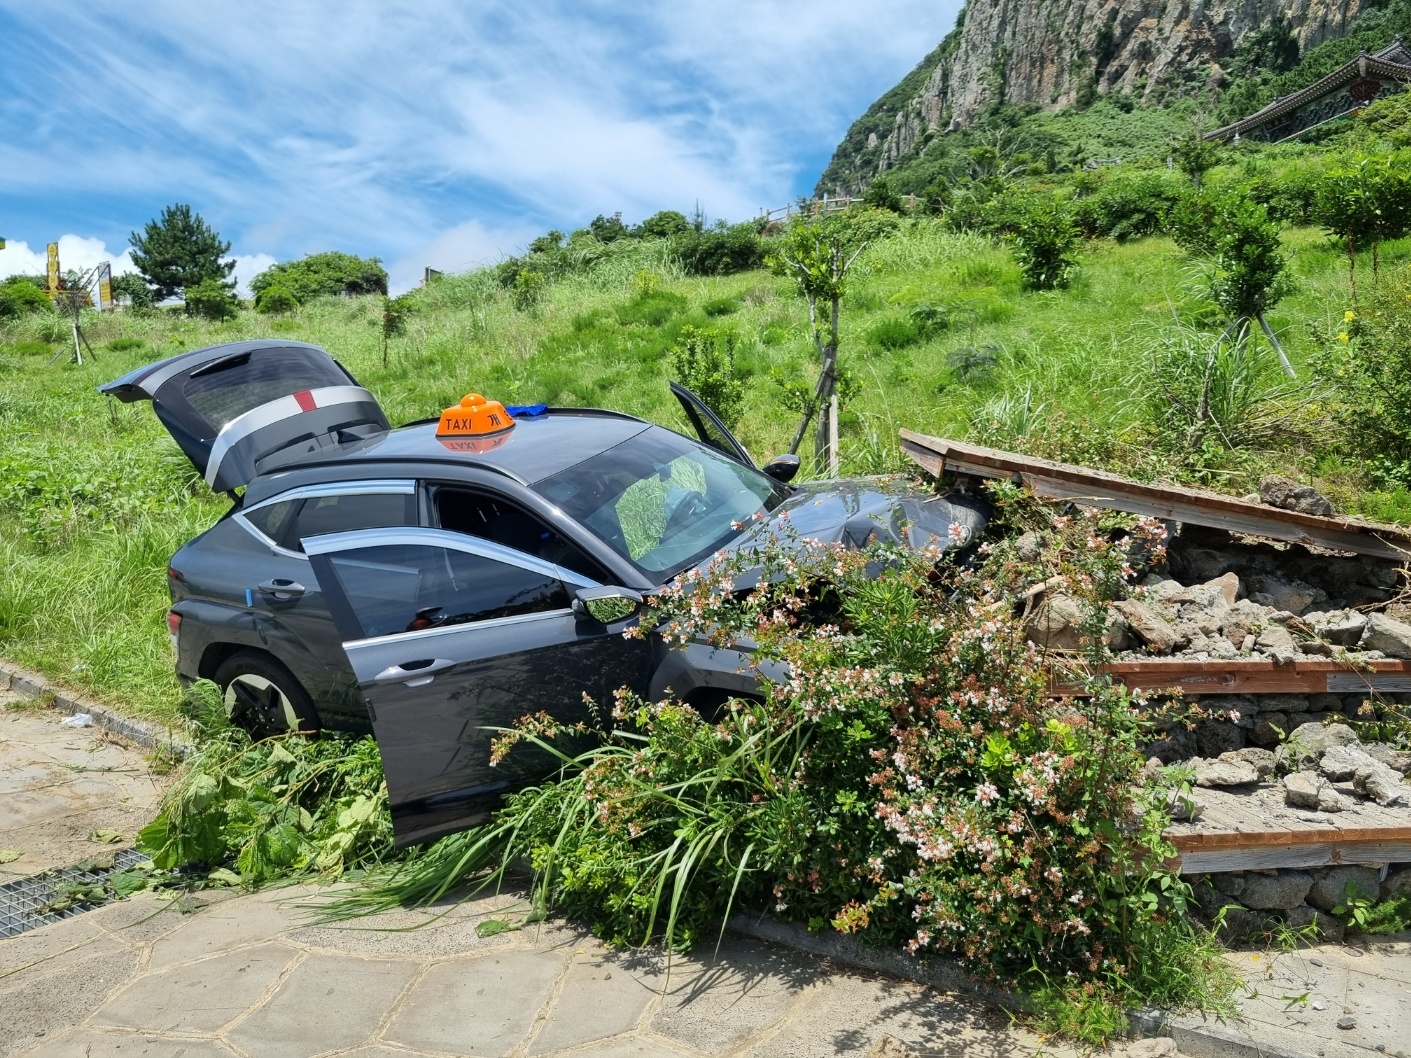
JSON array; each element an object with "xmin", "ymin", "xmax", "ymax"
[{"xmin": 100, "ymin": 340, "xmax": 389, "ymax": 493}]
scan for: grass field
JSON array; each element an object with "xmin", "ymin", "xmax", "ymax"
[{"xmin": 2, "ymin": 218, "xmax": 1406, "ymax": 723}]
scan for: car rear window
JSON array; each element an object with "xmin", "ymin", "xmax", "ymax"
[{"xmin": 182, "ymin": 350, "xmax": 351, "ymax": 431}]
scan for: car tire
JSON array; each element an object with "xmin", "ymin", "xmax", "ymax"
[{"xmin": 213, "ymin": 650, "xmax": 319, "ymax": 738}]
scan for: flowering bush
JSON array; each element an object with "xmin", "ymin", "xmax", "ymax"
[{"xmin": 473, "ymin": 486, "xmax": 1220, "ymax": 1009}]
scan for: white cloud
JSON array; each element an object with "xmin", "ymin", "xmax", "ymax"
[
  {"xmin": 388, "ymin": 220, "xmax": 546, "ymax": 294},
  {"xmin": 2, "ymin": 2, "xmax": 962, "ymax": 275},
  {"xmin": 230, "ymin": 254, "xmax": 278, "ymax": 299}
]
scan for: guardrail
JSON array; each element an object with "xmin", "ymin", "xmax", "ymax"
[{"xmin": 759, "ymin": 194, "xmax": 922, "ymax": 225}]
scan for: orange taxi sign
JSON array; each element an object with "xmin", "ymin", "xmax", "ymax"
[{"xmin": 436, "ymin": 393, "xmax": 514, "ymax": 437}]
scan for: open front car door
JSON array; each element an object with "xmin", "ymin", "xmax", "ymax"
[
  {"xmin": 304, "ymin": 527, "xmax": 653, "ymax": 847},
  {"xmin": 100, "ymin": 340, "xmax": 389, "ymax": 493},
  {"xmin": 670, "ymin": 381, "xmax": 755, "ymax": 469}
]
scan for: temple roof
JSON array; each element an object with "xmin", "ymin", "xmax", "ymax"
[{"xmin": 1207, "ymin": 38, "xmax": 1411, "ymax": 141}]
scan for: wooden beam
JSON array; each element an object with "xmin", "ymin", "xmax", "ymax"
[
  {"xmin": 1048, "ymin": 658, "xmax": 1411, "ymax": 697},
  {"xmin": 1173, "ymin": 840, "xmax": 1411, "ymax": 873},
  {"xmin": 900, "ymin": 431, "xmax": 1411, "ymax": 561}
]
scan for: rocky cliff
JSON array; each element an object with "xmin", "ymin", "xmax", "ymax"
[{"xmin": 819, "ymin": 0, "xmax": 1368, "ymax": 194}]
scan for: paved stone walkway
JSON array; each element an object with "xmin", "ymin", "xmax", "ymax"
[
  {"xmin": 1, "ymin": 692, "xmax": 169, "ymax": 879},
  {"xmin": 1174, "ymin": 938, "xmax": 1411, "ymax": 1058},
  {"xmin": 0, "ymin": 885, "xmax": 1070, "ymax": 1058}
]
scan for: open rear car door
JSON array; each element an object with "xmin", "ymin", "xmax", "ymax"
[
  {"xmin": 670, "ymin": 381, "xmax": 755, "ymax": 469},
  {"xmin": 100, "ymin": 340, "xmax": 389, "ymax": 493}
]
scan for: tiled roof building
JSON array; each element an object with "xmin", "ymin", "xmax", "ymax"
[{"xmin": 1207, "ymin": 39, "xmax": 1411, "ymax": 143}]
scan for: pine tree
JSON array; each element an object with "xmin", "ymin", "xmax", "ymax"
[{"xmin": 128, "ymin": 204, "xmax": 235, "ymax": 301}]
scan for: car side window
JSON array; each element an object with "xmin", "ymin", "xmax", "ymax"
[
  {"xmin": 243, "ymin": 498, "xmax": 298, "ymax": 543},
  {"xmin": 432, "ymin": 486, "xmax": 609, "ymax": 583},
  {"xmin": 266, "ymin": 493, "xmax": 416, "ymax": 552},
  {"xmin": 322, "ymin": 543, "xmax": 571, "ymax": 639}
]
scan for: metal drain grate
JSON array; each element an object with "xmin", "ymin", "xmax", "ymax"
[{"xmin": 0, "ymin": 848, "xmax": 150, "ymax": 938}]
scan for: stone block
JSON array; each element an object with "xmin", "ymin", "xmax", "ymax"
[
  {"xmin": 1193, "ymin": 757, "xmax": 1258, "ymax": 787},
  {"xmin": 1320, "ymin": 744, "xmax": 1381, "ymax": 782},
  {"xmin": 383, "ymin": 949, "xmax": 565, "ymax": 1055},
  {"xmin": 1259, "ymin": 476, "xmax": 1335, "ymax": 517},
  {"xmin": 227, "ymin": 954, "xmax": 418, "ymax": 1058},
  {"xmin": 528, "ymin": 952, "xmax": 663, "ymax": 1055},
  {"xmin": 1361, "ymin": 612, "xmax": 1411, "ymax": 659},
  {"xmin": 1283, "ymin": 771, "xmax": 1347, "ymax": 812},
  {"xmin": 1026, "ymin": 595, "xmax": 1086, "ymax": 652},
  {"xmin": 1143, "ymin": 727, "xmax": 1197, "ymax": 764},
  {"xmin": 1284, "ymin": 904, "xmax": 1345, "ymax": 943},
  {"xmin": 1365, "ymin": 743, "xmax": 1411, "ymax": 774},
  {"xmin": 1307, "ymin": 866, "xmax": 1380, "ymax": 912},
  {"xmin": 1222, "ymin": 747, "xmax": 1275, "ymax": 778},
  {"xmin": 1239, "ymin": 870, "xmax": 1313, "ymax": 911},
  {"xmin": 1113, "ymin": 600, "xmax": 1184, "ymax": 653},
  {"xmin": 1250, "ymin": 712, "xmax": 1288, "ymax": 747},
  {"xmin": 1380, "ymin": 866, "xmax": 1411, "ymax": 902},
  {"xmin": 93, "ymin": 943, "xmax": 297, "ymax": 1033},
  {"xmin": 1354, "ymin": 762, "xmax": 1408, "ymax": 806},
  {"xmin": 1195, "ymin": 720, "xmax": 1244, "ymax": 758}
]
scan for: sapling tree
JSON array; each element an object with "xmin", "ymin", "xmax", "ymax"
[
  {"xmin": 1169, "ymin": 129, "xmax": 1221, "ymax": 189},
  {"xmin": 380, "ymin": 293, "xmax": 416, "ymax": 366},
  {"xmin": 1175, "ymin": 187, "xmax": 1296, "ymax": 377},
  {"xmin": 1315, "ymin": 156, "xmax": 1410, "ymax": 298},
  {"xmin": 766, "ymin": 208, "xmax": 897, "ymax": 472}
]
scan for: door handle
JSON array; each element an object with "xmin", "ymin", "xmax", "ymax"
[
  {"xmin": 257, "ymin": 578, "xmax": 306, "ymax": 599},
  {"xmin": 372, "ymin": 658, "xmax": 457, "ymax": 685}
]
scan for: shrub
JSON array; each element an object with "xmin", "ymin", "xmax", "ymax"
[
  {"xmin": 669, "ymin": 324, "xmax": 744, "ymax": 426},
  {"xmin": 868, "ymin": 316, "xmax": 922, "ymax": 350},
  {"xmin": 0, "ymin": 279, "xmax": 51, "ymax": 318},
  {"xmin": 673, "ymin": 223, "xmax": 764, "ymax": 276},
  {"xmin": 511, "ymin": 269, "xmax": 546, "ymax": 312},
  {"xmin": 255, "ymin": 284, "xmax": 299, "ymax": 314},
  {"xmin": 636, "ymin": 210, "xmax": 691, "ymax": 238},
  {"xmin": 1073, "ymin": 171, "xmax": 1189, "ymax": 241},
  {"xmin": 1004, "ymin": 194, "xmax": 1081, "ymax": 290},
  {"xmin": 863, "ymin": 174, "xmax": 905, "ymax": 213},
  {"xmin": 249, "ymin": 251, "xmax": 388, "ymax": 302},
  {"xmin": 1176, "ymin": 188, "xmax": 1292, "ymax": 329},
  {"xmin": 112, "ymin": 273, "xmax": 156, "ymax": 311},
  {"xmin": 344, "ymin": 498, "xmax": 1230, "ymax": 1034},
  {"xmin": 702, "ymin": 296, "xmax": 739, "ymax": 317},
  {"xmin": 183, "ymin": 279, "xmax": 239, "ymax": 321},
  {"xmin": 589, "ymin": 213, "xmax": 632, "ymax": 243}
]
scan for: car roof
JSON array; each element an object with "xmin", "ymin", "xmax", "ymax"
[{"xmin": 247, "ymin": 407, "xmax": 653, "ymax": 499}]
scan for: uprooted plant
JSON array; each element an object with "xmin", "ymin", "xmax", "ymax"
[
  {"xmin": 137, "ymin": 680, "xmax": 394, "ymax": 885},
  {"xmin": 320, "ymin": 484, "xmax": 1233, "ymax": 1038}
]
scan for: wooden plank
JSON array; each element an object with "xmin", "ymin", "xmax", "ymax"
[
  {"xmin": 1171, "ymin": 823, "xmax": 1411, "ymax": 849},
  {"xmin": 1174, "ymin": 841, "xmax": 1411, "ymax": 873},
  {"xmin": 1049, "ymin": 659, "xmax": 1411, "ymax": 697},
  {"xmin": 1327, "ymin": 674, "xmax": 1411, "ymax": 693},
  {"xmin": 900, "ymin": 431, "xmax": 1411, "ymax": 561}
]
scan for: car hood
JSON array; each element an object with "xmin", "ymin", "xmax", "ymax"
[{"xmin": 709, "ymin": 475, "xmax": 990, "ymax": 572}]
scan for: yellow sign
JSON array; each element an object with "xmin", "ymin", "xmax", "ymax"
[
  {"xmin": 46, "ymin": 243, "xmax": 60, "ymax": 294},
  {"xmin": 97, "ymin": 262, "xmax": 114, "ymax": 311}
]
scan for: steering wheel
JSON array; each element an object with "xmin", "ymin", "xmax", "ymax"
[{"xmin": 662, "ymin": 490, "xmax": 708, "ymax": 538}]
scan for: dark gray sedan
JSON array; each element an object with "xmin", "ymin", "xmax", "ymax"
[{"xmin": 103, "ymin": 340, "xmax": 987, "ymax": 845}]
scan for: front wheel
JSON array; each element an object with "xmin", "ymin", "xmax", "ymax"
[{"xmin": 213, "ymin": 650, "xmax": 318, "ymax": 738}]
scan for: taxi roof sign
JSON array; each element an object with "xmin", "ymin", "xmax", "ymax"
[{"xmin": 436, "ymin": 393, "xmax": 515, "ymax": 438}]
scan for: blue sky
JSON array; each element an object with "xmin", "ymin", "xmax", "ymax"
[{"xmin": 0, "ymin": 2, "xmax": 960, "ymax": 293}]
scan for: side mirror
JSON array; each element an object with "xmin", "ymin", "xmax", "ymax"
[
  {"xmin": 762, "ymin": 454, "xmax": 800, "ymax": 483},
  {"xmin": 572, "ymin": 586, "xmax": 644, "ymax": 624}
]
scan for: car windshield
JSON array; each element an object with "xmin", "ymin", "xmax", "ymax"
[{"xmin": 533, "ymin": 426, "xmax": 789, "ymax": 580}]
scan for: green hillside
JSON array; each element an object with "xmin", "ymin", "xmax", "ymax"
[{"xmin": 4, "ymin": 192, "xmax": 1411, "ymax": 722}]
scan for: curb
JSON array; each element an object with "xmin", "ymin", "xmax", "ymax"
[
  {"xmin": 727, "ymin": 913, "xmax": 1323, "ymax": 1058},
  {"xmin": 726, "ymin": 910, "xmax": 1029, "ymax": 1013},
  {"xmin": 0, "ymin": 660, "xmax": 192, "ymax": 759}
]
